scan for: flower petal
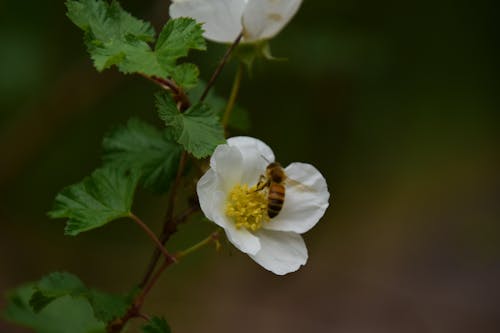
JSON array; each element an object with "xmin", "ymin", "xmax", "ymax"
[
  {"xmin": 210, "ymin": 144, "xmax": 244, "ymax": 192},
  {"xmin": 196, "ymin": 169, "xmax": 222, "ymax": 221},
  {"xmin": 249, "ymin": 230, "xmax": 307, "ymax": 275},
  {"xmin": 223, "ymin": 221, "xmax": 261, "ymax": 255},
  {"xmin": 170, "ymin": 0, "xmax": 246, "ymax": 43},
  {"xmin": 210, "ymin": 191, "xmax": 261, "ymax": 255},
  {"xmin": 242, "ymin": 0, "xmax": 302, "ymax": 41},
  {"xmin": 263, "ymin": 162, "xmax": 329, "ymax": 233},
  {"xmin": 227, "ymin": 136, "xmax": 275, "ymax": 185}
]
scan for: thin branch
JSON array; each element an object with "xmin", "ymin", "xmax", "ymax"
[
  {"xmin": 107, "ymin": 258, "xmax": 175, "ymax": 333},
  {"xmin": 165, "ymin": 152, "xmax": 188, "ymax": 225},
  {"xmin": 134, "ymin": 259, "xmax": 171, "ymax": 309},
  {"xmin": 129, "ymin": 213, "xmax": 176, "ymax": 263},
  {"xmin": 200, "ymin": 32, "xmax": 243, "ymax": 102},
  {"xmin": 176, "ymin": 204, "xmax": 201, "ymax": 226},
  {"xmin": 139, "ymin": 152, "xmax": 188, "ymax": 288},
  {"xmin": 139, "ymin": 73, "xmax": 191, "ymax": 111},
  {"xmin": 137, "ymin": 313, "xmax": 151, "ymax": 322}
]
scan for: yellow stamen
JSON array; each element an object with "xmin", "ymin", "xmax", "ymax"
[{"xmin": 225, "ymin": 184, "xmax": 269, "ymax": 231}]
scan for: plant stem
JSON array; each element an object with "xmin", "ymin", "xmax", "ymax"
[
  {"xmin": 129, "ymin": 213, "xmax": 176, "ymax": 263},
  {"xmin": 200, "ymin": 32, "xmax": 243, "ymax": 102},
  {"xmin": 222, "ymin": 64, "xmax": 244, "ymax": 128},
  {"xmin": 134, "ymin": 259, "xmax": 171, "ymax": 309},
  {"xmin": 175, "ymin": 231, "xmax": 220, "ymax": 260},
  {"xmin": 137, "ymin": 313, "xmax": 151, "ymax": 322},
  {"xmin": 139, "ymin": 152, "xmax": 188, "ymax": 288},
  {"xmin": 165, "ymin": 152, "xmax": 187, "ymax": 226},
  {"xmin": 107, "ymin": 258, "xmax": 175, "ymax": 333}
]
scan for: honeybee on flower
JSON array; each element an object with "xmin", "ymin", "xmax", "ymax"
[
  {"xmin": 197, "ymin": 137, "xmax": 330, "ymax": 275},
  {"xmin": 170, "ymin": 0, "xmax": 303, "ymax": 44}
]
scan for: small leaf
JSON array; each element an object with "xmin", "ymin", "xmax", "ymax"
[
  {"xmin": 25, "ymin": 272, "xmax": 130, "ymax": 325},
  {"xmin": 142, "ymin": 316, "xmax": 171, "ymax": 333},
  {"xmin": 49, "ymin": 166, "xmax": 139, "ymax": 236},
  {"xmin": 67, "ymin": 0, "xmax": 206, "ymax": 85},
  {"xmin": 171, "ymin": 63, "xmax": 200, "ymax": 89},
  {"xmin": 155, "ymin": 17, "xmax": 206, "ymax": 70},
  {"xmin": 102, "ymin": 119, "xmax": 182, "ymax": 193},
  {"xmin": 156, "ymin": 92, "xmax": 225, "ymax": 158},
  {"xmin": 4, "ymin": 285, "xmax": 105, "ymax": 333},
  {"xmin": 30, "ymin": 272, "xmax": 86, "ymax": 312},
  {"xmin": 66, "ymin": 0, "xmax": 155, "ymax": 72}
]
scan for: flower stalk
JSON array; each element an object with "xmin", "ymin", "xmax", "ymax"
[
  {"xmin": 222, "ymin": 63, "xmax": 244, "ymax": 128},
  {"xmin": 175, "ymin": 231, "xmax": 220, "ymax": 259},
  {"xmin": 201, "ymin": 32, "xmax": 243, "ymax": 102}
]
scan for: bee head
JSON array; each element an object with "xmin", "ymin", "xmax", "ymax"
[{"xmin": 266, "ymin": 162, "xmax": 285, "ymax": 183}]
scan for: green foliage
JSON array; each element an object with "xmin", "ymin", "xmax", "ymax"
[
  {"xmin": 66, "ymin": 0, "xmax": 155, "ymax": 71},
  {"xmin": 142, "ymin": 317, "xmax": 172, "ymax": 333},
  {"xmin": 4, "ymin": 285, "xmax": 106, "ymax": 333},
  {"xmin": 103, "ymin": 118, "xmax": 182, "ymax": 193},
  {"xmin": 86, "ymin": 290, "xmax": 130, "ymax": 323},
  {"xmin": 156, "ymin": 92, "xmax": 225, "ymax": 158},
  {"xmin": 29, "ymin": 272, "xmax": 86, "ymax": 312},
  {"xmin": 48, "ymin": 166, "xmax": 139, "ymax": 236},
  {"xmin": 66, "ymin": 0, "xmax": 206, "ymax": 88},
  {"xmin": 171, "ymin": 63, "xmax": 200, "ymax": 89},
  {"xmin": 22, "ymin": 272, "xmax": 130, "ymax": 325},
  {"xmin": 154, "ymin": 17, "xmax": 206, "ymax": 73}
]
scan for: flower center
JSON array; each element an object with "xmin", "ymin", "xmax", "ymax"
[{"xmin": 225, "ymin": 183, "xmax": 269, "ymax": 232}]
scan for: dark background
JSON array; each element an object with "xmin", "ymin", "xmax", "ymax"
[{"xmin": 1, "ymin": 0, "xmax": 499, "ymax": 332}]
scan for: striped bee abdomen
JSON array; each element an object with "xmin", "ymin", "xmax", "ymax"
[{"xmin": 267, "ymin": 183, "xmax": 285, "ymax": 218}]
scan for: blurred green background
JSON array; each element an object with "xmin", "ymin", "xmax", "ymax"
[{"xmin": 1, "ymin": 0, "xmax": 499, "ymax": 332}]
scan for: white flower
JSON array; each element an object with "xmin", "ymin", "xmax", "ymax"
[
  {"xmin": 169, "ymin": 0, "xmax": 303, "ymax": 43},
  {"xmin": 197, "ymin": 136, "xmax": 329, "ymax": 275}
]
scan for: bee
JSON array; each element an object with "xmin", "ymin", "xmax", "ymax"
[{"xmin": 255, "ymin": 162, "xmax": 287, "ymax": 218}]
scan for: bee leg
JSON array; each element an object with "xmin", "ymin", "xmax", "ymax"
[{"xmin": 254, "ymin": 175, "xmax": 269, "ymax": 192}]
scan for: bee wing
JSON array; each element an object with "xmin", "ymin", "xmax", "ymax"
[{"xmin": 285, "ymin": 178, "xmax": 315, "ymax": 192}]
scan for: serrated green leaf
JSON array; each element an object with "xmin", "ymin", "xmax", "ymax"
[
  {"xmin": 49, "ymin": 166, "xmax": 139, "ymax": 236},
  {"xmin": 156, "ymin": 92, "xmax": 225, "ymax": 158},
  {"xmin": 67, "ymin": 0, "xmax": 155, "ymax": 71},
  {"xmin": 155, "ymin": 17, "xmax": 206, "ymax": 69},
  {"xmin": 102, "ymin": 119, "xmax": 182, "ymax": 193},
  {"xmin": 30, "ymin": 272, "xmax": 86, "ymax": 312},
  {"xmin": 142, "ymin": 316, "xmax": 171, "ymax": 333},
  {"xmin": 4, "ymin": 285, "xmax": 105, "ymax": 333},
  {"xmin": 67, "ymin": 0, "xmax": 205, "ymax": 88},
  {"xmin": 171, "ymin": 63, "xmax": 200, "ymax": 89}
]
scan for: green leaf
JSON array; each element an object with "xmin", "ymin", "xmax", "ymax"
[
  {"xmin": 142, "ymin": 317, "xmax": 171, "ymax": 333},
  {"xmin": 155, "ymin": 17, "xmax": 206, "ymax": 70},
  {"xmin": 156, "ymin": 92, "xmax": 225, "ymax": 158},
  {"xmin": 102, "ymin": 119, "xmax": 182, "ymax": 193},
  {"xmin": 86, "ymin": 290, "xmax": 130, "ymax": 323},
  {"xmin": 48, "ymin": 166, "xmax": 139, "ymax": 236},
  {"xmin": 170, "ymin": 63, "xmax": 200, "ymax": 89},
  {"xmin": 4, "ymin": 285, "xmax": 105, "ymax": 333},
  {"xmin": 26, "ymin": 272, "xmax": 130, "ymax": 324},
  {"xmin": 30, "ymin": 272, "xmax": 86, "ymax": 312},
  {"xmin": 66, "ymin": 0, "xmax": 206, "ymax": 88},
  {"xmin": 66, "ymin": 0, "xmax": 155, "ymax": 71}
]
